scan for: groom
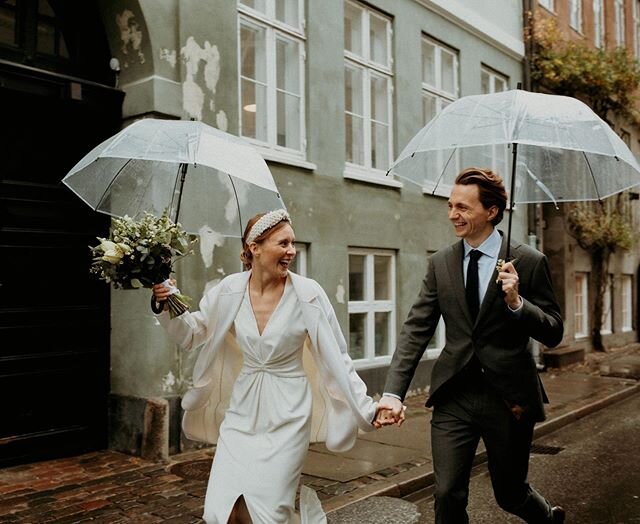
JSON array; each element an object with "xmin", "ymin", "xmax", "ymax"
[{"xmin": 378, "ymin": 168, "xmax": 565, "ymax": 523}]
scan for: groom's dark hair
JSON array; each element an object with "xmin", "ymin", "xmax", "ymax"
[{"xmin": 455, "ymin": 167, "xmax": 507, "ymax": 226}]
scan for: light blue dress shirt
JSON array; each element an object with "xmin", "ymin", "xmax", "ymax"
[{"xmin": 464, "ymin": 227, "xmax": 522, "ymax": 314}]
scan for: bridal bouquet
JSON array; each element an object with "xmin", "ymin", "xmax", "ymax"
[{"xmin": 90, "ymin": 211, "xmax": 197, "ymax": 318}]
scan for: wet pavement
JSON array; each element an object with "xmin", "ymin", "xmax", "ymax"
[{"xmin": 0, "ymin": 344, "xmax": 638, "ymax": 523}]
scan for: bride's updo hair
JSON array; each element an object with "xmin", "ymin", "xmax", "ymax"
[{"xmin": 240, "ymin": 210, "xmax": 291, "ymax": 270}]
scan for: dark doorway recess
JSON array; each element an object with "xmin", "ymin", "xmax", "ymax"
[{"xmin": 0, "ymin": 58, "xmax": 123, "ymax": 467}]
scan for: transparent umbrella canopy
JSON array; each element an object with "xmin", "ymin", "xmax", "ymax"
[
  {"xmin": 62, "ymin": 119, "xmax": 285, "ymax": 236},
  {"xmin": 390, "ymin": 89, "xmax": 640, "ymax": 205}
]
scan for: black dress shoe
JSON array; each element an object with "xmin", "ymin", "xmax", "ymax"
[{"xmin": 551, "ymin": 506, "xmax": 566, "ymax": 523}]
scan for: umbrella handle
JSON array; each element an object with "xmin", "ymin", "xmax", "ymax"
[{"xmin": 150, "ymin": 295, "xmax": 165, "ymax": 314}]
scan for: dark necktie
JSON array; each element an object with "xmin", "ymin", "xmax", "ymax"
[{"xmin": 466, "ymin": 250, "xmax": 482, "ymax": 320}]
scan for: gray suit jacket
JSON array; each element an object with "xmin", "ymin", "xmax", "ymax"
[{"xmin": 384, "ymin": 231, "xmax": 563, "ymax": 422}]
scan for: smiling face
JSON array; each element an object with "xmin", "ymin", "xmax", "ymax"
[
  {"xmin": 250, "ymin": 223, "xmax": 296, "ymax": 278},
  {"xmin": 448, "ymin": 183, "xmax": 498, "ymax": 247}
]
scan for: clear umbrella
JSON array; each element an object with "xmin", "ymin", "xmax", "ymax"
[
  {"xmin": 388, "ymin": 88, "xmax": 640, "ymax": 255},
  {"xmin": 62, "ymin": 119, "xmax": 285, "ymax": 236}
]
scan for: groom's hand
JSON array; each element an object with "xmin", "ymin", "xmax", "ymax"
[{"xmin": 373, "ymin": 396, "xmax": 406, "ymax": 428}]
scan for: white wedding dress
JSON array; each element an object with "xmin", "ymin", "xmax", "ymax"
[{"xmin": 202, "ymin": 279, "xmax": 326, "ymax": 524}]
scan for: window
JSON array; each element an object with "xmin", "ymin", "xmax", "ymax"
[
  {"xmin": 539, "ymin": 0, "xmax": 554, "ymax": 11},
  {"xmin": 289, "ymin": 242, "xmax": 307, "ymax": 276},
  {"xmin": 570, "ymin": 0, "xmax": 583, "ymax": 31},
  {"xmin": 601, "ymin": 275, "xmax": 613, "ymax": 334},
  {"xmin": 615, "ymin": 0, "xmax": 626, "ymax": 46},
  {"xmin": 344, "ymin": 1, "xmax": 393, "ymax": 177},
  {"xmin": 422, "ymin": 36, "xmax": 458, "ymax": 125},
  {"xmin": 594, "ymin": 0, "xmax": 605, "ymax": 48},
  {"xmin": 348, "ymin": 249, "xmax": 396, "ymax": 365},
  {"xmin": 575, "ymin": 273, "xmax": 589, "ymax": 338},
  {"xmin": 480, "ymin": 67, "xmax": 509, "ymax": 177},
  {"xmin": 635, "ymin": 0, "xmax": 640, "ymax": 56},
  {"xmin": 0, "ymin": 0, "xmax": 16, "ymax": 47},
  {"xmin": 621, "ymin": 274, "xmax": 633, "ymax": 331},
  {"xmin": 239, "ymin": 0, "xmax": 306, "ymax": 158},
  {"xmin": 0, "ymin": 0, "xmax": 68, "ymax": 59}
]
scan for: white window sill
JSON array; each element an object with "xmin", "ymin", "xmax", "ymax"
[
  {"xmin": 574, "ymin": 334, "xmax": 589, "ymax": 340},
  {"xmin": 353, "ymin": 355, "xmax": 393, "ymax": 370},
  {"xmin": 247, "ymin": 141, "xmax": 317, "ymax": 171},
  {"xmin": 621, "ymin": 327, "xmax": 633, "ymax": 333},
  {"xmin": 344, "ymin": 165, "xmax": 403, "ymax": 188}
]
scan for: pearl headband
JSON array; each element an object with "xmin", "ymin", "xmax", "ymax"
[{"xmin": 246, "ymin": 209, "xmax": 291, "ymax": 245}]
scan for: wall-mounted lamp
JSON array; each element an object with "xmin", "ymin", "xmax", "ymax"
[{"xmin": 109, "ymin": 57, "xmax": 121, "ymax": 88}]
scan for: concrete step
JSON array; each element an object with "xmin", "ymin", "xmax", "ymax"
[
  {"xmin": 543, "ymin": 346, "xmax": 585, "ymax": 368},
  {"xmin": 328, "ymin": 496, "xmax": 420, "ymax": 523}
]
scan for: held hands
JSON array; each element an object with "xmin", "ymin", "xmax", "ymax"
[
  {"xmin": 496, "ymin": 260, "xmax": 522, "ymax": 310},
  {"xmin": 373, "ymin": 396, "xmax": 407, "ymax": 429}
]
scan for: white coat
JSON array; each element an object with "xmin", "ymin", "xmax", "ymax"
[{"xmin": 157, "ymin": 271, "xmax": 377, "ymax": 452}]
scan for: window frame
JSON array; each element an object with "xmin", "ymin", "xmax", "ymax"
[
  {"xmin": 615, "ymin": 0, "xmax": 626, "ymax": 46},
  {"xmin": 238, "ymin": 0, "xmax": 308, "ymax": 163},
  {"xmin": 538, "ymin": 0, "xmax": 555, "ymax": 12},
  {"xmin": 347, "ymin": 248, "xmax": 397, "ymax": 368},
  {"xmin": 570, "ymin": 0, "xmax": 583, "ymax": 32},
  {"xmin": 635, "ymin": 0, "xmax": 640, "ymax": 57},
  {"xmin": 594, "ymin": 0, "xmax": 605, "ymax": 48},
  {"xmin": 575, "ymin": 272, "xmax": 589, "ymax": 339},
  {"xmin": 290, "ymin": 242, "xmax": 308, "ymax": 276},
  {"xmin": 343, "ymin": 0, "xmax": 395, "ymax": 183}
]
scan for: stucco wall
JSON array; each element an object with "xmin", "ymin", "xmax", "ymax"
[{"xmin": 101, "ymin": 0, "xmax": 527, "ymax": 410}]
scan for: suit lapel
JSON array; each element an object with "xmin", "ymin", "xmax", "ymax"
[{"xmin": 445, "ymin": 241, "xmax": 473, "ymax": 326}]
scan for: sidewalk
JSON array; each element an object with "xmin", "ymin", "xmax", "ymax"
[{"xmin": 1, "ymin": 344, "xmax": 638, "ymax": 524}]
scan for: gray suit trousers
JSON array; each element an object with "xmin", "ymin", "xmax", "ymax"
[{"xmin": 431, "ymin": 371, "xmax": 554, "ymax": 524}]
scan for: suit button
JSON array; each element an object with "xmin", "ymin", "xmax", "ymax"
[{"xmin": 480, "ymin": 367, "xmax": 485, "ymax": 373}]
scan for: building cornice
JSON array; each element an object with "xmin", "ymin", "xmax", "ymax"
[{"xmin": 413, "ymin": 0, "xmax": 525, "ymax": 60}]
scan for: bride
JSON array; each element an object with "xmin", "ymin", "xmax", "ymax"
[{"xmin": 153, "ymin": 209, "xmax": 393, "ymax": 523}]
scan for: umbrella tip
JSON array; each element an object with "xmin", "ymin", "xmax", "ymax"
[
  {"xmin": 410, "ymin": 152, "xmax": 415, "ymax": 158},
  {"xmin": 385, "ymin": 169, "xmax": 391, "ymax": 177}
]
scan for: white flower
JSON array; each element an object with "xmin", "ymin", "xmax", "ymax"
[{"xmin": 100, "ymin": 240, "xmax": 132, "ymax": 264}]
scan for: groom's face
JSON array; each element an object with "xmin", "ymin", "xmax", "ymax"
[{"xmin": 448, "ymin": 184, "xmax": 497, "ymax": 246}]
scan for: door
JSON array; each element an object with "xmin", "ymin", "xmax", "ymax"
[{"xmin": 0, "ymin": 66, "xmax": 122, "ymax": 466}]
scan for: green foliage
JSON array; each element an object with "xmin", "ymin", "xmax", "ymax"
[
  {"xmin": 566, "ymin": 202, "xmax": 633, "ymax": 255},
  {"xmin": 528, "ymin": 14, "xmax": 640, "ymax": 122}
]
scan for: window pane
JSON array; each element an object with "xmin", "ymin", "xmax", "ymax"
[
  {"xmin": 344, "ymin": 2, "xmax": 363, "ymax": 56},
  {"xmin": 240, "ymin": 23, "xmax": 267, "ymax": 83},
  {"xmin": 371, "ymin": 122, "xmax": 389, "ymax": 169},
  {"xmin": 369, "ymin": 13, "xmax": 388, "ymax": 66},
  {"xmin": 345, "ymin": 66, "xmax": 363, "ymax": 115},
  {"xmin": 481, "ymin": 70, "xmax": 490, "ymax": 94},
  {"xmin": 370, "ymin": 74, "xmax": 388, "ymax": 122},
  {"xmin": 241, "ymin": 79, "xmax": 268, "ymax": 141},
  {"xmin": 495, "ymin": 76, "xmax": 507, "ymax": 92},
  {"xmin": 277, "ymin": 91, "xmax": 301, "ymax": 149},
  {"xmin": 422, "ymin": 40, "xmax": 436, "ymax": 86},
  {"xmin": 349, "ymin": 313, "xmax": 366, "ymax": 359},
  {"xmin": 374, "ymin": 312, "xmax": 389, "ymax": 356},
  {"xmin": 349, "ymin": 254, "xmax": 365, "ymax": 300},
  {"xmin": 276, "ymin": 0, "xmax": 299, "ymax": 28},
  {"xmin": 374, "ymin": 256, "xmax": 390, "ymax": 299},
  {"xmin": 276, "ymin": 36, "xmax": 300, "ymax": 93},
  {"xmin": 423, "ymin": 92, "xmax": 437, "ymax": 124},
  {"xmin": 345, "ymin": 65, "xmax": 364, "ymax": 164},
  {"xmin": 346, "ymin": 114, "xmax": 364, "ymax": 165},
  {"xmin": 441, "ymin": 50, "xmax": 455, "ymax": 95},
  {"xmin": 240, "ymin": 0, "xmax": 266, "ymax": 13},
  {"xmin": 0, "ymin": 4, "xmax": 16, "ymax": 46},
  {"xmin": 37, "ymin": 20, "xmax": 56, "ymax": 55}
]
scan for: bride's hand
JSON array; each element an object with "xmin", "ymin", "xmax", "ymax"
[{"xmin": 152, "ymin": 279, "xmax": 177, "ymax": 302}]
